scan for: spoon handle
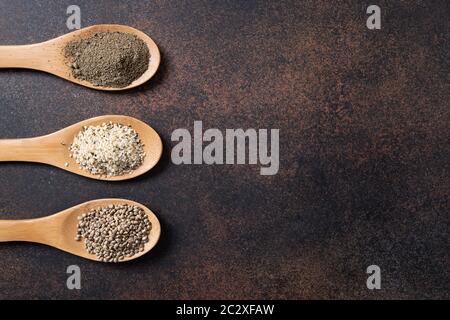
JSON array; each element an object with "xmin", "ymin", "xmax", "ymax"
[
  {"xmin": 0, "ymin": 44, "xmax": 50, "ymax": 69},
  {"xmin": 0, "ymin": 137, "xmax": 53, "ymax": 163},
  {"xmin": 0, "ymin": 219, "xmax": 46, "ymax": 243}
]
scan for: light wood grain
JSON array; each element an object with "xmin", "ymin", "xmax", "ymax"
[
  {"xmin": 0, "ymin": 24, "xmax": 161, "ymax": 91},
  {"xmin": 0, "ymin": 199, "xmax": 161, "ymax": 262},
  {"xmin": 0, "ymin": 115, "xmax": 163, "ymax": 181}
]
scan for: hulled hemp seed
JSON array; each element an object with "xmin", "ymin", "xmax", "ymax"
[
  {"xmin": 69, "ymin": 122, "xmax": 146, "ymax": 176},
  {"xmin": 76, "ymin": 204, "xmax": 151, "ymax": 262}
]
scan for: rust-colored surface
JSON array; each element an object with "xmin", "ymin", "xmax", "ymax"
[{"xmin": 0, "ymin": 0, "xmax": 448, "ymax": 299}]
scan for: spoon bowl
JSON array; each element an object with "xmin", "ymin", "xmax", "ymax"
[
  {"xmin": 0, "ymin": 115, "xmax": 163, "ymax": 181},
  {"xmin": 0, "ymin": 24, "xmax": 161, "ymax": 91},
  {"xmin": 0, "ymin": 199, "xmax": 161, "ymax": 262}
]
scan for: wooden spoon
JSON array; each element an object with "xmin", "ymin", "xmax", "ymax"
[
  {"xmin": 0, "ymin": 115, "xmax": 163, "ymax": 181},
  {"xmin": 0, "ymin": 24, "xmax": 160, "ymax": 91},
  {"xmin": 0, "ymin": 199, "xmax": 161, "ymax": 262}
]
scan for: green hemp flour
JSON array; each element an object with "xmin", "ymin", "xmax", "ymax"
[{"xmin": 64, "ymin": 32, "xmax": 150, "ymax": 88}]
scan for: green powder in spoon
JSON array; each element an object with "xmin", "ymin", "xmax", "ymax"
[{"xmin": 64, "ymin": 32, "xmax": 150, "ymax": 88}]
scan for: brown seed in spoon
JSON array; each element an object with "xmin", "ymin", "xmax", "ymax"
[
  {"xmin": 76, "ymin": 204, "xmax": 152, "ymax": 263},
  {"xmin": 0, "ymin": 199, "xmax": 161, "ymax": 262}
]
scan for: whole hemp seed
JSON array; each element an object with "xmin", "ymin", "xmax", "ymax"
[
  {"xmin": 76, "ymin": 204, "xmax": 152, "ymax": 262},
  {"xmin": 64, "ymin": 32, "xmax": 150, "ymax": 88},
  {"xmin": 69, "ymin": 122, "xmax": 146, "ymax": 177}
]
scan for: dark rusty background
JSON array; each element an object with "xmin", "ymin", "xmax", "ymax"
[{"xmin": 0, "ymin": 0, "xmax": 448, "ymax": 299}]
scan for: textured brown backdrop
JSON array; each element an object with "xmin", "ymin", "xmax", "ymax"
[{"xmin": 0, "ymin": 0, "xmax": 448, "ymax": 299}]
